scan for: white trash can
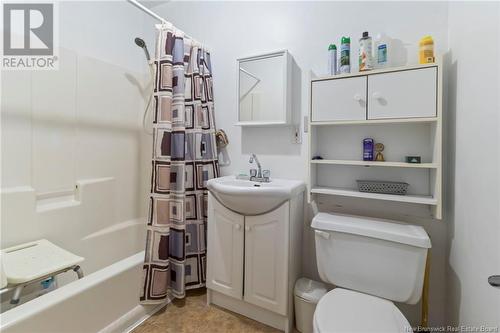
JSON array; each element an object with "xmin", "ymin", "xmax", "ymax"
[{"xmin": 294, "ymin": 278, "xmax": 328, "ymax": 333}]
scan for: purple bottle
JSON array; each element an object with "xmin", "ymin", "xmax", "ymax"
[{"xmin": 363, "ymin": 138, "xmax": 374, "ymax": 161}]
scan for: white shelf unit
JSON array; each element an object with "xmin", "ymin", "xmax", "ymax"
[{"xmin": 308, "ymin": 61, "xmax": 443, "ymax": 219}]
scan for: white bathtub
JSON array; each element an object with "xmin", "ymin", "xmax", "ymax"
[{"xmin": 0, "ymin": 251, "xmax": 162, "ymax": 333}]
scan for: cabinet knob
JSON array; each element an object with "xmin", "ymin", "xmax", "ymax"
[
  {"xmin": 372, "ymin": 92, "xmax": 383, "ymax": 99},
  {"xmin": 245, "ymin": 226, "xmax": 251, "ymax": 232},
  {"xmin": 234, "ymin": 224, "xmax": 241, "ymax": 230},
  {"xmin": 353, "ymin": 94, "xmax": 363, "ymax": 102}
]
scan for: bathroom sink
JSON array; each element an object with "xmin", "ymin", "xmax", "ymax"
[{"xmin": 207, "ymin": 176, "xmax": 305, "ymax": 215}]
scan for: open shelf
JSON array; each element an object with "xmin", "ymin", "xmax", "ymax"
[
  {"xmin": 310, "ymin": 117, "xmax": 438, "ymax": 126},
  {"xmin": 310, "ymin": 186, "xmax": 438, "ymax": 205},
  {"xmin": 310, "ymin": 159, "xmax": 438, "ymax": 169}
]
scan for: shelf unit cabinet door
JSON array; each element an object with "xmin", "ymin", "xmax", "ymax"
[
  {"xmin": 244, "ymin": 202, "xmax": 289, "ymax": 315},
  {"xmin": 311, "ymin": 76, "xmax": 367, "ymax": 122},
  {"xmin": 206, "ymin": 194, "xmax": 244, "ymax": 299},
  {"xmin": 368, "ymin": 67, "xmax": 437, "ymax": 119}
]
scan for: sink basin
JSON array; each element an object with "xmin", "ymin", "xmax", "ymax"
[{"xmin": 207, "ymin": 176, "xmax": 306, "ymax": 215}]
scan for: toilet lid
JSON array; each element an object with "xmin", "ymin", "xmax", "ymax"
[{"xmin": 314, "ymin": 288, "xmax": 412, "ymax": 333}]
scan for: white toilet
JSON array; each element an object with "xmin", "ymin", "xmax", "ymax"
[{"xmin": 311, "ymin": 212, "xmax": 431, "ymax": 333}]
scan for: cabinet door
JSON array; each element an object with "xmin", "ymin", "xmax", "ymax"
[
  {"xmin": 244, "ymin": 202, "xmax": 289, "ymax": 315},
  {"xmin": 368, "ymin": 67, "xmax": 437, "ymax": 119},
  {"xmin": 206, "ymin": 194, "xmax": 244, "ymax": 299},
  {"xmin": 311, "ymin": 76, "xmax": 367, "ymax": 122}
]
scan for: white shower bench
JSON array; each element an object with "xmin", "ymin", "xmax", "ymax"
[{"xmin": 0, "ymin": 239, "xmax": 84, "ymax": 305}]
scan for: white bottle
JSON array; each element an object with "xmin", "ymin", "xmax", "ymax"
[
  {"xmin": 359, "ymin": 31, "xmax": 373, "ymax": 71},
  {"xmin": 374, "ymin": 33, "xmax": 390, "ymax": 68},
  {"xmin": 328, "ymin": 44, "xmax": 337, "ymax": 75}
]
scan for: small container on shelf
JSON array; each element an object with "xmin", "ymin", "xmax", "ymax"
[
  {"xmin": 374, "ymin": 33, "xmax": 390, "ymax": 69},
  {"xmin": 339, "ymin": 37, "xmax": 351, "ymax": 74},
  {"xmin": 359, "ymin": 31, "xmax": 373, "ymax": 71},
  {"xmin": 406, "ymin": 156, "xmax": 422, "ymax": 164},
  {"xmin": 419, "ymin": 36, "xmax": 435, "ymax": 64},
  {"xmin": 363, "ymin": 138, "xmax": 374, "ymax": 161},
  {"xmin": 328, "ymin": 44, "xmax": 337, "ymax": 75},
  {"xmin": 357, "ymin": 180, "xmax": 409, "ymax": 195}
]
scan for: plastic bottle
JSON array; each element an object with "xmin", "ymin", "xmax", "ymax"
[
  {"xmin": 363, "ymin": 138, "xmax": 374, "ymax": 161},
  {"xmin": 359, "ymin": 31, "xmax": 373, "ymax": 71},
  {"xmin": 374, "ymin": 33, "xmax": 389, "ymax": 68},
  {"xmin": 419, "ymin": 35, "xmax": 435, "ymax": 64},
  {"xmin": 339, "ymin": 37, "xmax": 351, "ymax": 74},
  {"xmin": 328, "ymin": 44, "xmax": 337, "ymax": 75}
]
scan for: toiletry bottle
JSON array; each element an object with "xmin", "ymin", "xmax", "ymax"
[
  {"xmin": 419, "ymin": 35, "xmax": 435, "ymax": 64},
  {"xmin": 339, "ymin": 37, "xmax": 351, "ymax": 73},
  {"xmin": 359, "ymin": 31, "xmax": 373, "ymax": 71},
  {"xmin": 328, "ymin": 44, "xmax": 337, "ymax": 75},
  {"xmin": 363, "ymin": 138, "xmax": 374, "ymax": 161},
  {"xmin": 374, "ymin": 33, "xmax": 389, "ymax": 68}
]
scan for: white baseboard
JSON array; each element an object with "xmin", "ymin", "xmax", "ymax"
[
  {"xmin": 208, "ymin": 289, "xmax": 292, "ymax": 333},
  {"xmin": 100, "ymin": 302, "xmax": 167, "ymax": 333}
]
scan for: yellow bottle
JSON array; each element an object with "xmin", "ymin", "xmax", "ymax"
[{"xmin": 419, "ymin": 36, "xmax": 435, "ymax": 64}]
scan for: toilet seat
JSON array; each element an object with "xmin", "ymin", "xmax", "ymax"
[{"xmin": 313, "ymin": 288, "xmax": 412, "ymax": 333}]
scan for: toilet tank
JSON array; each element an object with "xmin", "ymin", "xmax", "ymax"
[{"xmin": 312, "ymin": 212, "xmax": 431, "ymax": 304}]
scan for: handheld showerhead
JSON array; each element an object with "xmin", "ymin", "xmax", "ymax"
[
  {"xmin": 134, "ymin": 37, "xmax": 146, "ymax": 48},
  {"xmin": 135, "ymin": 37, "xmax": 154, "ymax": 136},
  {"xmin": 134, "ymin": 37, "xmax": 150, "ymax": 61}
]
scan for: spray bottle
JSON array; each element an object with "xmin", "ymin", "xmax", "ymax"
[
  {"xmin": 339, "ymin": 37, "xmax": 351, "ymax": 74},
  {"xmin": 328, "ymin": 44, "xmax": 337, "ymax": 75}
]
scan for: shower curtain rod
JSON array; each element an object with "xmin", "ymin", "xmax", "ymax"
[{"xmin": 127, "ymin": 0, "xmax": 199, "ymax": 43}]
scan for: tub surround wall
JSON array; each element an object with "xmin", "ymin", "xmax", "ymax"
[
  {"xmin": 1, "ymin": 1, "xmax": 154, "ymax": 262},
  {"xmin": 0, "ymin": 0, "xmax": 157, "ymax": 329},
  {"xmin": 1, "ymin": 178, "xmax": 145, "ymax": 281}
]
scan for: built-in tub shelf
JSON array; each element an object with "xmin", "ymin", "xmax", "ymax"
[
  {"xmin": 310, "ymin": 160, "xmax": 438, "ymax": 169},
  {"xmin": 311, "ymin": 186, "xmax": 438, "ymax": 205},
  {"xmin": 307, "ymin": 60, "xmax": 443, "ymax": 219}
]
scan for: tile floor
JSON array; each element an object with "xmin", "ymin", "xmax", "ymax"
[{"xmin": 132, "ymin": 288, "xmax": 285, "ymax": 333}]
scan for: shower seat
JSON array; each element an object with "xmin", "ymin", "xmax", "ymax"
[{"xmin": 0, "ymin": 239, "xmax": 84, "ymax": 305}]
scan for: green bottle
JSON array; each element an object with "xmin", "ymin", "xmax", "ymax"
[{"xmin": 340, "ymin": 36, "xmax": 351, "ymax": 73}]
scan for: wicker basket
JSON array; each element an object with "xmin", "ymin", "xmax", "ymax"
[{"xmin": 356, "ymin": 180, "xmax": 409, "ymax": 195}]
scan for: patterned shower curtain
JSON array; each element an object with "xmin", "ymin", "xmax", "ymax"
[{"xmin": 141, "ymin": 26, "xmax": 219, "ymax": 304}]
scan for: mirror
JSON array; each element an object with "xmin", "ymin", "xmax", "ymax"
[{"xmin": 237, "ymin": 50, "xmax": 291, "ymax": 126}]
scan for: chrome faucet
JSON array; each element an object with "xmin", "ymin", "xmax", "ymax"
[{"xmin": 249, "ymin": 153, "xmax": 270, "ymax": 182}]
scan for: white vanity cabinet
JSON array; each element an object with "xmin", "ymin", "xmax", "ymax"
[
  {"xmin": 206, "ymin": 197, "xmax": 244, "ymax": 299},
  {"xmin": 244, "ymin": 202, "xmax": 289, "ymax": 315},
  {"xmin": 206, "ymin": 192, "xmax": 303, "ymax": 333}
]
